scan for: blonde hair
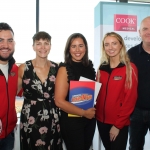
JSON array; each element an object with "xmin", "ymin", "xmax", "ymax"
[{"xmin": 100, "ymin": 32, "xmax": 133, "ymax": 89}]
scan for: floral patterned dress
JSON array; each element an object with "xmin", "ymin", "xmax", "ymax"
[{"xmin": 20, "ymin": 60, "xmax": 62, "ymax": 150}]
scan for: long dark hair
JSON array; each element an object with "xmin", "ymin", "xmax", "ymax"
[{"xmin": 64, "ymin": 33, "xmax": 89, "ymax": 66}]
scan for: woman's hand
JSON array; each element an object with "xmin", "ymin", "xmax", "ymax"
[
  {"xmin": 109, "ymin": 125, "xmax": 120, "ymax": 141},
  {"xmin": 83, "ymin": 108, "xmax": 96, "ymax": 119}
]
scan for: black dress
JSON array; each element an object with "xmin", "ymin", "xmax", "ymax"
[
  {"xmin": 20, "ymin": 60, "xmax": 62, "ymax": 150},
  {"xmin": 59, "ymin": 60, "xmax": 96, "ymax": 150}
]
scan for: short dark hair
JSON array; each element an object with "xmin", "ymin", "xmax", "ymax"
[
  {"xmin": 64, "ymin": 33, "xmax": 89, "ymax": 66},
  {"xmin": 32, "ymin": 31, "xmax": 51, "ymax": 45},
  {"xmin": 0, "ymin": 22, "xmax": 14, "ymax": 35}
]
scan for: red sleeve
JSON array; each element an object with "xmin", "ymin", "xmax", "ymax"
[{"xmin": 114, "ymin": 63, "xmax": 138, "ymax": 129}]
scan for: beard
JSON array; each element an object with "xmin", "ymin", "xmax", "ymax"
[{"xmin": 0, "ymin": 51, "xmax": 14, "ymax": 61}]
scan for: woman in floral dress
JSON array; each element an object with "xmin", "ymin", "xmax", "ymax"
[{"xmin": 18, "ymin": 31, "xmax": 62, "ymax": 150}]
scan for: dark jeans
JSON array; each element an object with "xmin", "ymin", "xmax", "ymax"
[
  {"xmin": 0, "ymin": 132, "xmax": 14, "ymax": 150},
  {"xmin": 129, "ymin": 107, "xmax": 150, "ymax": 150},
  {"xmin": 97, "ymin": 120, "xmax": 128, "ymax": 150}
]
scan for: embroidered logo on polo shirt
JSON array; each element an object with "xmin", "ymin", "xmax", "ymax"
[
  {"xmin": 10, "ymin": 72, "xmax": 16, "ymax": 76},
  {"xmin": 113, "ymin": 76, "xmax": 122, "ymax": 80}
]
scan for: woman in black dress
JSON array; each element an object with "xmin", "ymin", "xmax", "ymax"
[{"xmin": 55, "ymin": 33, "xmax": 96, "ymax": 150}]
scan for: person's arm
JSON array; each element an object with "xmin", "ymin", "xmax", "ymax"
[
  {"xmin": 109, "ymin": 63, "xmax": 138, "ymax": 141},
  {"xmin": 54, "ymin": 67, "xmax": 95, "ymax": 119},
  {"xmin": 114, "ymin": 63, "xmax": 138, "ymax": 129},
  {"xmin": 17, "ymin": 64, "xmax": 25, "ymax": 95}
]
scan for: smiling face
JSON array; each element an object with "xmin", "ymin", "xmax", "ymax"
[
  {"xmin": 0, "ymin": 30, "xmax": 15, "ymax": 64},
  {"xmin": 69, "ymin": 37, "xmax": 86, "ymax": 62},
  {"xmin": 33, "ymin": 39, "xmax": 51, "ymax": 58},
  {"xmin": 103, "ymin": 36, "xmax": 122, "ymax": 60},
  {"xmin": 139, "ymin": 17, "xmax": 150, "ymax": 45}
]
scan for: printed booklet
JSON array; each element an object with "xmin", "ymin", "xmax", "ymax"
[{"xmin": 68, "ymin": 77, "xmax": 101, "ymax": 117}]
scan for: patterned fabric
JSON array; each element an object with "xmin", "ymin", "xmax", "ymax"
[{"xmin": 20, "ymin": 60, "xmax": 62, "ymax": 150}]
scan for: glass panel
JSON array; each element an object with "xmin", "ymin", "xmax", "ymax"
[{"xmin": 39, "ymin": 0, "xmax": 101, "ymax": 63}]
